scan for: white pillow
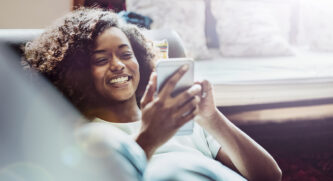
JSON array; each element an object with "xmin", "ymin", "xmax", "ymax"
[
  {"xmin": 211, "ymin": 0, "xmax": 294, "ymax": 57},
  {"xmin": 297, "ymin": 0, "xmax": 333, "ymax": 51},
  {"xmin": 126, "ymin": 0, "xmax": 210, "ymax": 60}
]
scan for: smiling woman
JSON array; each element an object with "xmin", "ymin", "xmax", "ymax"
[{"xmin": 24, "ymin": 8, "xmax": 155, "ymax": 116}]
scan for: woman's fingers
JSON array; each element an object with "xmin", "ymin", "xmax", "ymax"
[
  {"xmin": 176, "ymin": 104, "xmax": 199, "ymax": 127},
  {"xmin": 159, "ymin": 64, "xmax": 188, "ymax": 100},
  {"xmin": 140, "ymin": 72, "xmax": 157, "ymax": 108},
  {"xmin": 173, "ymin": 95, "xmax": 200, "ymax": 120},
  {"xmin": 196, "ymin": 79, "xmax": 218, "ymax": 120},
  {"xmin": 140, "ymin": 82, "xmax": 153, "ymax": 108},
  {"xmin": 200, "ymin": 79, "xmax": 213, "ymax": 98},
  {"xmin": 151, "ymin": 72, "xmax": 157, "ymax": 93},
  {"xmin": 174, "ymin": 84, "xmax": 202, "ymax": 108}
]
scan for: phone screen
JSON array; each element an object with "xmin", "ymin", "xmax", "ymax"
[{"xmin": 156, "ymin": 58, "xmax": 194, "ymax": 136}]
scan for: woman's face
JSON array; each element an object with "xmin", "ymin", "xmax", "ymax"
[{"xmin": 90, "ymin": 27, "xmax": 140, "ymax": 102}]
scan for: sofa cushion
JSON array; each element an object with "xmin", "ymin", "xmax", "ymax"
[
  {"xmin": 127, "ymin": 0, "xmax": 210, "ymax": 60},
  {"xmin": 297, "ymin": 0, "xmax": 333, "ymax": 52},
  {"xmin": 211, "ymin": 0, "xmax": 294, "ymax": 57}
]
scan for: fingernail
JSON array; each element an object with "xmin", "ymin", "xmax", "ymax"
[
  {"xmin": 193, "ymin": 84, "xmax": 202, "ymax": 92},
  {"xmin": 181, "ymin": 64, "xmax": 189, "ymax": 72},
  {"xmin": 202, "ymin": 92, "xmax": 207, "ymax": 98}
]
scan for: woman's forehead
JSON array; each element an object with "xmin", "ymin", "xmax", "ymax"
[
  {"xmin": 98, "ymin": 27, "xmax": 129, "ymax": 42},
  {"xmin": 94, "ymin": 27, "xmax": 131, "ymax": 50}
]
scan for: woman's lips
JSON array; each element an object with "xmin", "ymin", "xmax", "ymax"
[{"xmin": 107, "ymin": 75, "xmax": 132, "ymax": 88}]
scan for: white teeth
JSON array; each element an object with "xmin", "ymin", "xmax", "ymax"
[{"xmin": 109, "ymin": 76, "xmax": 129, "ymax": 84}]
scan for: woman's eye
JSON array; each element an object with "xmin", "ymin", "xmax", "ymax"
[
  {"xmin": 122, "ymin": 52, "xmax": 133, "ymax": 59},
  {"xmin": 94, "ymin": 58, "xmax": 108, "ymax": 65}
]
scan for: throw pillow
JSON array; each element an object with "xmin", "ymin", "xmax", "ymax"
[
  {"xmin": 211, "ymin": 0, "xmax": 294, "ymax": 57},
  {"xmin": 153, "ymin": 39, "xmax": 169, "ymax": 60},
  {"xmin": 297, "ymin": 0, "xmax": 333, "ymax": 52},
  {"xmin": 126, "ymin": 0, "xmax": 210, "ymax": 60}
]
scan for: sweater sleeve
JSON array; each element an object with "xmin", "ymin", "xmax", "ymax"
[{"xmin": 203, "ymin": 128, "xmax": 221, "ymax": 159}]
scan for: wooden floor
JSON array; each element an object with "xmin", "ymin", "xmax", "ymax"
[
  {"xmin": 237, "ymin": 117, "xmax": 333, "ymax": 154},
  {"xmin": 237, "ymin": 117, "xmax": 333, "ymax": 180},
  {"xmin": 223, "ymin": 103, "xmax": 333, "ymax": 124}
]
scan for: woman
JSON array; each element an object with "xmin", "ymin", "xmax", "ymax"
[{"xmin": 24, "ymin": 8, "xmax": 282, "ymax": 181}]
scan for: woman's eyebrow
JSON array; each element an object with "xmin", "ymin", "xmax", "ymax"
[
  {"xmin": 93, "ymin": 44, "xmax": 129, "ymax": 53},
  {"xmin": 118, "ymin": 44, "xmax": 129, "ymax": 49},
  {"xmin": 93, "ymin": 49, "xmax": 106, "ymax": 54}
]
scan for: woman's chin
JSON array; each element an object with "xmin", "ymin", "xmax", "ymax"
[{"xmin": 107, "ymin": 93, "xmax": 135, "ymax": 103}]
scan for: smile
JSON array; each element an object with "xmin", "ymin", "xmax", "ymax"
[{"xmin": 108, "ymin": 75, "xmax": 132, "ymax": 85}]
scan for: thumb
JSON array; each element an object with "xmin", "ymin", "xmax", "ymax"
[
  {"xmin": 140, "ymin": 72, "xmax": 157, "ymax": 108},
  {"xmin": 201, "ymin": 80, "xmax": 213, "ymax": 99}
]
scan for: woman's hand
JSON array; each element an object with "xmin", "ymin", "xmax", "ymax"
[
  {"xmin": 136, "ymin": 65, "xmax": 202, "ymax": 159},
  {"xmin": 195, "ymin": 81, "xmax": 282, "ymax": 181},
  {"xmin": 194, "ymin": 80, "xmax": 220, "ymax": 130}
]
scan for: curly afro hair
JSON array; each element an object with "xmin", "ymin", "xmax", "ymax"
[{"xmin": 24, "ymin": 8, "xmax": 156, "ymax": 115}]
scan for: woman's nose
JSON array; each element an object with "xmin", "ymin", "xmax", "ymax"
[{"xmin": 109, "ymin": 58, "xmax": 125, "ymax": 72}]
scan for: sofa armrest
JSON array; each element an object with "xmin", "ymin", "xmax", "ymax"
[{"xmin": 0, "ymin": 29, "xmax": 44, "ymax": 58}]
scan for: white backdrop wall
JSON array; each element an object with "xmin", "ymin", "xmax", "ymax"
[{"xmin": 0, "ymin": 0, "xmax": 71, "ymax": 28}]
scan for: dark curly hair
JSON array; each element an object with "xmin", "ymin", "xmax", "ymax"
[{"xmin": 24, "ymin": 8, "xmax": 155, "ymax": 115}]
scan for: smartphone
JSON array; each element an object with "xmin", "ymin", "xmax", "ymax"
[{"xmin": 155, "ymin": 58, "xmax": 194, "ymax": 136}]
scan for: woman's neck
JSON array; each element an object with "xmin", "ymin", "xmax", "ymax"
[{"xmin": 90, "ymin": 96, "xmax": 141, "ymax": 123}]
